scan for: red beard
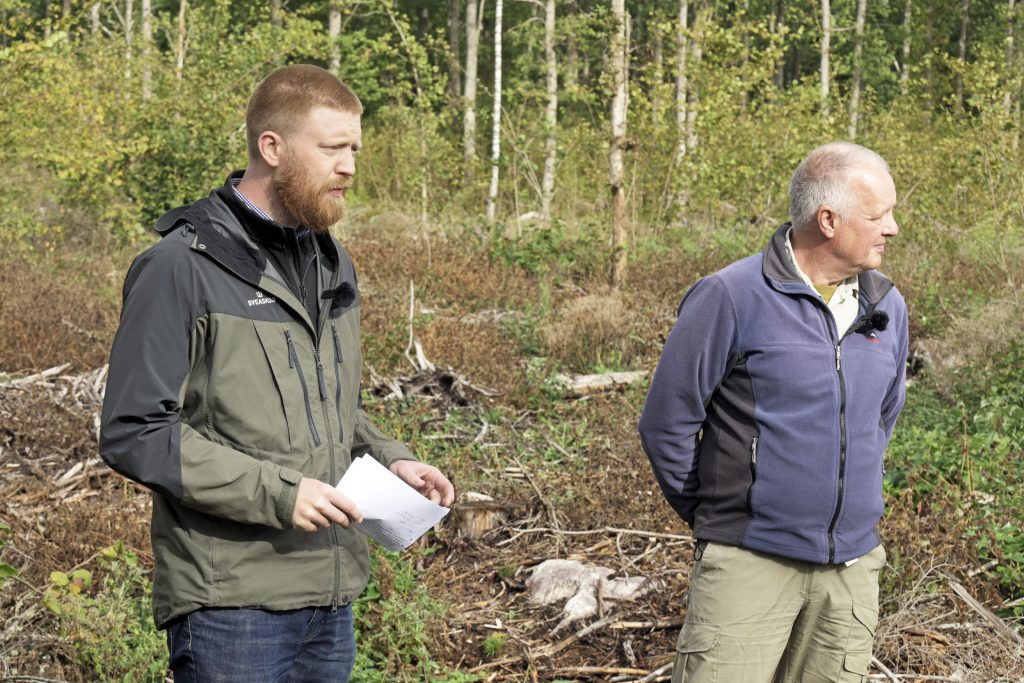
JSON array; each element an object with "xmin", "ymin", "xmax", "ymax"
[{"xmin": 273, "ymin": 154, "xmax": 351, "ymax": 232}]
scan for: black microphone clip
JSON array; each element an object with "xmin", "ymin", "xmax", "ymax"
[
  {"xmin": 853, "ymin": 310, "xmax": 889, "ymax": 335},
  {"xmin": 321, "ymin": 282, "xmax": 356, "ymax": 310}
]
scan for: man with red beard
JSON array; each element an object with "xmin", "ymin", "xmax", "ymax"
[{"xmin": 100, "ymin": 64, "xmax": 454, "ymax": 682}]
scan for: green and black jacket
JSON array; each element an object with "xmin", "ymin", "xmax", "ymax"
[{"xmin": 100, "ymin": 176, "xmax": 415, "ymax": 628}]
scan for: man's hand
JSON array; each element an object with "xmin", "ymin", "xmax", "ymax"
[
  {"xmin": 389, "ymin": 460, "xmax": 455, "ymax": 507},
  {"xmin": 292, "ymin": 477, "xmax": 364, "ymax": 532}
]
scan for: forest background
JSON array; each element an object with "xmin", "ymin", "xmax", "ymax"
[{"xmin": 1, "ymin": 0, "xmax": 1023, "ymax": 680}]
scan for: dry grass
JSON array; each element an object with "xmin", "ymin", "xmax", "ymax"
[
  {"xmin": 0, "ymin": 255, "xmax": 121, "ymax": 373},
  {"xmin": 540, "ymin": 290, "xmax": 636, "ymax": 372}
]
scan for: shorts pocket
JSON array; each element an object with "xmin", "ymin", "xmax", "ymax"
[
  {"xmin": 672, "ymin": 621, "xmax": 719, "ymax": 683},
  {"xmin": 841, "ymin": 602, "xmax": 878, "ymax": 676}
]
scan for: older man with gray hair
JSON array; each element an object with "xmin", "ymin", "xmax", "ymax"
[{"xmin": 639, "ymin": 141, "xmax": 907, "ymax": 682}]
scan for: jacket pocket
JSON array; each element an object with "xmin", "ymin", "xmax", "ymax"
[{"xmin": 284, "ymin": 329, "xmax": 321, "ymax": 447}]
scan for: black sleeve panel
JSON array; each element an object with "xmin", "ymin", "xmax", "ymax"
[{"xmin": 100, "ymin": 237, "xmax": 198, "ymax": 500}]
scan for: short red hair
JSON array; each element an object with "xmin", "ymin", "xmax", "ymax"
[{"xmin": 246, "ymin": 64, "xmax": 363, "ymax": 160}]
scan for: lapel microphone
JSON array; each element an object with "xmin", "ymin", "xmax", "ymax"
[
  {"xmin": 853, "ymin": 310, "xmax": 889, "ymax": 335},
  {"xmin": 321, "ymin": 282, "xmax": 356, "ymax": 310}
]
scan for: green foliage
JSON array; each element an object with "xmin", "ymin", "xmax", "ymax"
[
  {"xmin": 45, "ymin": 542, "xmax": 166, "ymax": 682},
  {"xmin": 0, "ymin": 521, "xmax": 17, "ymax": 582},
  {"xmin": 352, "ymin": 547, "xmax": 477, "ymax": 682},
  {"xmin": 887, "ymin": 343, "xmax": 1024, "ymax": 613},
  {"xmin": 481, "ymin": 632, "xmax": 506, "ymax": 658}
]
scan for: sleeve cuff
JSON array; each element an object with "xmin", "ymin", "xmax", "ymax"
[{"xmin": 274, "ymin": 466, "xmax": 303, "ymax": 528}]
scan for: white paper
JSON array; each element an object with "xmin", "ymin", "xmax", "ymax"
[{"xmin": 335, "ymin": 456, "xmax": 450, "ymax": 551}]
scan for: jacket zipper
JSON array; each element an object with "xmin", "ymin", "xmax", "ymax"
[
  {"xmin": 331, "ymin": 325, "xmax": 344, "ymax": 438},
  {"xmin": 745, "ymin": 437, "xmax": 759, "ymax": 513},
  {"xmin": 315, "ymin": 273, "xmax": 344, "ymax": 612},
  {"xmin": 284, "ymin": 329, "xmax": 321, "ymax": 447},
  {"xmin": 825, "ymin": 313, "xmax": 852, "ymax": 564}
]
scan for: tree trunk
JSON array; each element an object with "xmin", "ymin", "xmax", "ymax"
[
  {"xmin": 329, "ymin": 0, "xmax": 341, "ymax": 75},
  {"xmin": 740, "ymin": 0, "xmax": 750, "ymax": 109},
  {"xmin": 773, "ymin": 0, "xmax": 786, "ymax": 88},
  {"xmin": 686, "ymin": 4, "xmax": 704, "ymax": 154},
  {"xmin": 271, "ymin": 0, "xmax": 282, "ymax": 27},
  {"xmin": 541, "ymin": 0, "xmax": 557, "ymax": 223},
  {"xmin": 175, "ymin": 0, "xmax": 187, "ymax": 82},
  {"xmin": 900, "ymin": 0, "xmax": 912, "ymax": 94},
  {"xmin": 124, "ymin": 0, "xmax": 134, "ymax": 82},
  {"xmin": 448, "ymin": 0, "xmax": 462, "ymax": 101},
  {"xmin": 62, "ymin": 0, "xmax": 70, "ymax": 19},
  {"xmin": 486, "ymin": 0, "xmax": 503, "ymax": 224},
  {"xmin": 463, "ymin": 0, "xmax": 482, "ymax": 184},
  {"xmin": 43, "ymin": 0, "xmax": 51, "ymax": 39},
  {"xmin": 675, "ymin": 0, "xmax": 689, "ymax": 167},
  {"xmin": 820, "ymin": 0, "xmax": 831, "ymax": 118},
  {"xmin": 651, "ymin": 26, "xmax": 663, "ymax": 115},
  {"xmin": 957, "ymin": 0, "xmax": 970, "ymax": 111},
  {"xmin": 1005, "ymin": 0, "xmax": 1016, "ymax": 113},
  {"xmin": 848, "ymin": 0, "xmax": 866, "ymax": 139},
  {"xmin": 566, "ymin": 2, "xmax": 579, "ymax": 91},
  {"xmin": 609, "ymin": 0, "xmax": 628, "ymax": 288},
  {"xmin": 141, "ymin": 0, "xmax": 152, "ymax": 100}
]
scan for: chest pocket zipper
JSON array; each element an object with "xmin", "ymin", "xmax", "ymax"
[
  {"xmin": 284, "ymin": 329, "xmax": 321, "ymax": 447},
  {"xmin": 331, "ymin": 325, "xmax": 344, "ymax": 443}
]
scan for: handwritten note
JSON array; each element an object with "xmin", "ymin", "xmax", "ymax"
[{"xmin": 335, "ymin": 456, "xmax": 450, "ymax": 551}]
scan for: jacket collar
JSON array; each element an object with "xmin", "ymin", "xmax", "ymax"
[
  {"xmin": 153, "ymin": 173, "xmax": 342, "ymax": 287},
  {"xmin": 762, "ymin": 222, "xmax": 894, "ymax": 306}
]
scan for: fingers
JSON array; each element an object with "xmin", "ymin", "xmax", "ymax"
[{"xmin": 292, "ymin": 478, "xmax": 364, "ymax": 531}]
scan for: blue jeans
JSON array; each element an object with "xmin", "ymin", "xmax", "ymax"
[{"xmin": 167, "ymin": 606, "xmax": 356, "ymax": 683}]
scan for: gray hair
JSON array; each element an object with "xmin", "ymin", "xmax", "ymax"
[{"xmin": 789, "ymin": 142, "xmax": 889, "ymax": 230}]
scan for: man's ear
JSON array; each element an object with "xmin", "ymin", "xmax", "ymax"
[
  {"xmin": 258, "ymin": 131, "xmax": 285, "ymax": 168},
  {"xmin": 817, "ymin": 206, "xmax": 838, "ymax": 239}
]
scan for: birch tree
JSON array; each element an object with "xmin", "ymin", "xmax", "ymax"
[
  {"xmin": 141, "ymin": 0, "xmax": 152, "ymax": 100},
  {"xmin": 541, "ymin": 0, "xmax": 557, "ymax": 223},
  {"xmin": 175, "ymin": 0, "xmax": 187, "ymax": 82},
  {"xmin": 485, "ymin": 0, "xmax": 503, "ymax": 224},
  {"xmin": 899, "ymin": 0, "xmax": 912, "ymax": 94},
  {"xmin": 448, "ymin": 0, "xmax": 461, "ymax": 101},
  {"xmin": 609, "ymin": 0, "xmax": 628, "ymax": 287},
  {"xmin": 463, "ymin": 0, "xmax": 483, "ymax": 184},
  {"xmin": 328, "ymin": 0, "xmax": 342, "ymax": 76},
  {"xmin": 1005, "ymin": 0, "xmax": 1016, "ymax": 113},
  {"xmin": 675, "ymin": 0, "xmax": 689, "ymax": 166},
  {"xmin": 820, "ymin": 0, "xmax": 831, "ymax": 118},
  {"xmin": 686, "ymin": 4, "xmax": 705, "ymax": 154},
  {"xmin": 848, "ymin": 0, "xmax": 867, "ymax": 139}
]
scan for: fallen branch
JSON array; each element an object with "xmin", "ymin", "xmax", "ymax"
[
  {"xmin": 552, "ymin": 370, "xmax": 648, "ymax": 397},
  {"xmin": 610, "ymin": 618, "xmax": 685, "ymax": 630},
  {"xmin": 870, "ymin": 656, "xmax": 899, "ymax": 683},
  {"xmin": 947, "ymin": 577, "xmax": 1024, "ymax": 648},
  {"xmin": 1, "ymin": 363, "xmax": 72, "ymax": 388},
  {"xmin": 553, "ymin": 666, "xmax": 649, "ymax": 676},
  {"xmin": 496, "ymin": 525, "xmax": 693, "ymax": 547}
]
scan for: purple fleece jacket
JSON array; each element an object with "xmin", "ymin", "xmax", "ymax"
[{"xmin": 638, "ymin": 224, "xmax": 908, "ymax": 565}]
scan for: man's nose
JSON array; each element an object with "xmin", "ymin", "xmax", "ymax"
[{"xmin": 336, "ymin": 151, "xmax": 355, "ymax": 176}]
